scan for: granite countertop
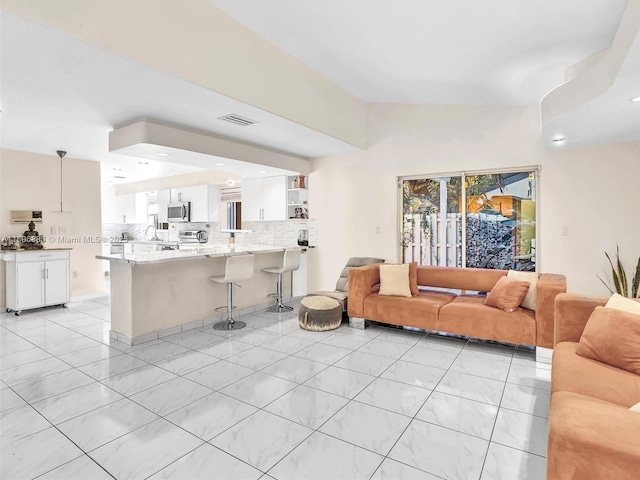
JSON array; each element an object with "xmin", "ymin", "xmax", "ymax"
[
  {"xmin": 2, "ymin": 247, "xmax": 73, "ymax": 252},
  {"xmin": 96, "ymin": 244, "xmax": 294, "ymax": 265}
]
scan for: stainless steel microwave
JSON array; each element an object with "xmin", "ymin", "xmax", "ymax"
[{"xmin": 168, "ymin": 202, "xmax": 191, "ymax": 222}]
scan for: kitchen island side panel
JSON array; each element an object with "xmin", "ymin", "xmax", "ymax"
[{"xmin": 110, "ymin": 251, "xmax": 291, "ymax": 339}]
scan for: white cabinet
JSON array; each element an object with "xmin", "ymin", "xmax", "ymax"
[
  {"xmin": 114, "ymin": 193, "xmax": 147, "ymax": 224},
  {"xmin": 241, "ymin": 176, "xmax": 287, "ymax": 221},
  {"xmin": 4, "ymin": 250, "xmax": 70, "ymax": 315},
  {"xmin": 157, "ymin": 189, "xmax": 170, "ymax": 223},
  {"xmin": 170, "ymin": 185, "xmax": 220, "ymax": 222}
]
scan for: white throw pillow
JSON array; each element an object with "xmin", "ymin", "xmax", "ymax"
[
  {"xmin": 606, "ymin": 293, "xmax": 640, "ymax": 315},
  {"xmin": 630, "ymin": 401, "xmax": 640, "ymax": 413},
  {"xmin": 379, "ymin": 264, "xmax": 412, "ymax": 298},
  {"xmin": 507, "ymin": 270, "xmax": 538, "ymax": 311}
]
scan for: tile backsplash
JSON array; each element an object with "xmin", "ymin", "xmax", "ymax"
[{"xmin": 103, "ymin": 219, "xmax": 317, "ymax": 248}]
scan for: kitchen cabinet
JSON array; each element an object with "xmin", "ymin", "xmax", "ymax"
[
  {"xmin": 157, "ymin": 189, "xmax": 170, "ymax": 223},
  {"xmin": 242, "ymin": 176, "xmax": 287, "ymax": 221},
  {"xmin": 170, "ymin": 185, "xmax": 220, "ymax": 222},
  {"xmin": 4, "ymin": 250, "xmax": 70, "ymax": 315},
  {"xmin": 114, "ymin": 193, "xmax": 147, "ymax": 224}
]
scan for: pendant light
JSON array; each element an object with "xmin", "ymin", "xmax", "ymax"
[{"xmin": 52, "ymin": 150, "xmax": 72, "ymax": 213}]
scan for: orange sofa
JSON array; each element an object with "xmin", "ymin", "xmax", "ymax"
[
  {"xmin": 547, "ymin": 293, "xmax": 640, "ymax": 480},
  {"xmin": 347, "ymin": 264, "xmax": 566, "ymax": 348}
]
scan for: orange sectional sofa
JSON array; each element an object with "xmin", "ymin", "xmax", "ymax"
[
  {"xmin": 547, "ymin": 293, "xmax": 640, "ymax": 480},
  {"xmin": 347, "ymin": 264, "xmax": 566, "ymax": 348}
]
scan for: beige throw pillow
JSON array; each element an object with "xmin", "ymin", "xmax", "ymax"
[
  {"xmin": 630, "ymin": 401, "xmax": 640, "ymax": 413},
  {"xmin": 507, "ymin": 270, "xmax": 538, "ymax": 311},
  {"xmin": 379, "ymin": 264, "xmax": 412, "ymax": 298},
  {"xmin": 605, "ymin": 293, "xmax": 640, "ymax": 315}
]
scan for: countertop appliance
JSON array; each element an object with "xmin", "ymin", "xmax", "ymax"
[
  {"xmin": 179, "ymin": 230, "xmax": 208, "ymax": 244},
  {"xmin": 168, "ymin": 202, "xmax": 191, "ymax": 222}
]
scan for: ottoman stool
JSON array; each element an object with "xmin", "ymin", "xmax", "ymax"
[{"xmin": 298, "ymin": 295, "xmax": 342, "ymax": 331}]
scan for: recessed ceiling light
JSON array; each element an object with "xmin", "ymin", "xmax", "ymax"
[
  {"xmin": 112, "ymin": 167, "xmax": 122, "ymax": 171},
  {"xmin": 630, "ymin": 96, "xmax": 640, "ymax": 102},
  {"xmin": 552, "ymin": 137, "xmax": 566, "ymax": 143},
  {"xmin": 215, "ymin": 162, "xmax": 225, "ymax": 166},
  {"xmin": 259, "ymin": 170, "xmax": 268, "ymax": 174},
  {"xmin": 138, "ymin": 161, "xmax": 149, "ymax": 165},
  {"xmin": 156, "ymin": 152, "xmax": 171, "ymax": 157}
]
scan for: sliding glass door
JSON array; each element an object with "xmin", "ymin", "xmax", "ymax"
[{"xmin": 401, "ymin": 169, "xmax": 537, "ymax": 271}]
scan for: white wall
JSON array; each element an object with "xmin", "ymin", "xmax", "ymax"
[
  {"xmin": 309, "ymin": 104, "xmax": 640, "ymax": 296},
  {"xmin": 0, "ymin": 149, "xmax": 104, "ymax": 307}
]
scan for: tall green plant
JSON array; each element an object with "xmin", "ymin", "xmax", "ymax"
[{"xmin": 598, "ymin": 247, "xmax": 640, "ymax": 298}]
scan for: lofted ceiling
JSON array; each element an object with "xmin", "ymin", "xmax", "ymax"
[
  {"xmin": 1, "ymin": 0, "xmax": 638, "ymax": 184},
  {"xmin": 211, "ymin": 0, "xmax": 628, "ymax": 105}
]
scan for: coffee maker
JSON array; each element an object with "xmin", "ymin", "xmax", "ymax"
[{"xmin": 297, "ymin": 229, "xmax": 308, "ymax": 246}]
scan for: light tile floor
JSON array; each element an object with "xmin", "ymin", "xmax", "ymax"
[{"xmin": 0, "ymin": 297, "xmax": 552, "ymax": 480}]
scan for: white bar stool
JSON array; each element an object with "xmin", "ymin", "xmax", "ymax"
[
  {"xmin": 262, "ymin": 248, "xmax": 301, "ymax": 313},
  {"xmin": 209, "ymin": 253, "xmax": 255, "ymax": 330}
]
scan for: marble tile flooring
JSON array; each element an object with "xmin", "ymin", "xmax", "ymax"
[{"xmin": 0, "ymin": 298, "xmax": 552, "ymax": 480}]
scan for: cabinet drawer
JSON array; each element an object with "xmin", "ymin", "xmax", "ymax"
[{"xmin": 15, "ymin": 251, "xmax": 70, "ymax": 262}]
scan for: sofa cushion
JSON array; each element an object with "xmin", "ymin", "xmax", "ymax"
[
  {"xmin": 438, "ymin": 295, "xmax": 536, "ymax": 345},
  {"xmin": 547, "ymin": 390, "xmax": 640, "ymax": 480},
  {"xmin": 409, "ymin": 262, "xmax": 419, "ymax": 296},
  {"xmin": 363, "ymin": 290, "xmax": 455, "ymax": 331},
  {"xmin": 507, "ymin": 270, "xmax": 538, "ymax": 310},
  {"xmin": 379, "ymin": 264, "xmax": 411, "ymax": 297},
  {"xmin": 484, "ymin": 276, "xmax": 530, "ymax": 312},
  {"xmin": 416, "ymin": 266, "xmax": 506, "ymax": 293},
  {"xmin": 552, "ymin": 342, "xmax": 640, "ymax": 407},
  {"xmin": 605, "ymin": 293, "xmax": 640, "ymax": 315},
  {"xmin": 576, "ymin": 307, "xmax": 640, "ymax": 375}
]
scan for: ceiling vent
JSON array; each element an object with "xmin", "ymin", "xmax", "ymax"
[{"xmin": 218, "ymin": 113, "xmax": 259, "ymax": 127}]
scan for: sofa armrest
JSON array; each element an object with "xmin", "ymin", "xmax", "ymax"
[
  {"xmin": 554, "ymin": 293, "xmax": 608, "ymax": 346},
  {"xmin": 347, "ymin": 264, "xmax": 381, "ymax": 318},
  {"xmin": 535, "ymin": 273, "xmax": 567, "ymax": 348}
]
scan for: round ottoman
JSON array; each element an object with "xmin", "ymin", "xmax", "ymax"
[{"xmin": 298, "ymin": 295, "xmax": 342, "ymax": 331}]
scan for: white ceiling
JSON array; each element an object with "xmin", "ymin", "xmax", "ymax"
[
  {"xmin": 212, "ymin": 0, "xmax": 629, "ymax": 105},
  {"xmin": 0, "ymin": 11, "xmax": 357, "ymax": 184},
  {"xmin": 1, "ymin": 1, "xmax": 637, "ymax": 183}
]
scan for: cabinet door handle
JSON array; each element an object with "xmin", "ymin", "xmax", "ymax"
[{"xmin": 46, "ymin": 268, "xmax": 49, "ymax": 279}]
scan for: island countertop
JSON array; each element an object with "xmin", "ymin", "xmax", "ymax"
[{"xmin": 96, "ymin": 244, "xmax": 291, "ymax": 265}]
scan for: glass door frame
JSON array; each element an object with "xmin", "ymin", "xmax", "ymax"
[{"xmin": 397, "ymin": 165, "xmax": 542, "ymax": 271}]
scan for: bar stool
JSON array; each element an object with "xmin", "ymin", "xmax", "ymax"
[
  {"xmin": 209, "ymin": 254, "xmax": 255, "ymax": 330},
  {"xmin": 262, "ymin": 248, "xmax": 301, "ymax": 313}
]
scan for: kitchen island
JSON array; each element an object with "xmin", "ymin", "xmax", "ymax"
[{"xmin": 97, "ymin": 245, "xmax": 298, "ymax": 344}]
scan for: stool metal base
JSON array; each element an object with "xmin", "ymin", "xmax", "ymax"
[
  {"xmin": 266, "ymin": 303, "xmax": 293, "ymax": 313},
  {"xmin": 213, "ymin": 319, "xmax": 247, "ymax": 331}
]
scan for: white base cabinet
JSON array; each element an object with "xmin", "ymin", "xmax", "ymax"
[{"xmin": 4, "ymin": 250, "xmax": 71, "ymax": 315}]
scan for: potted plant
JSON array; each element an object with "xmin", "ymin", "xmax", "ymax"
[{"xmin": 598, "ymin": 246, "xmax": 640, "ymax": 298}]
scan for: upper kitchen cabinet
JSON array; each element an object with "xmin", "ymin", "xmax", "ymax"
[
  {"xmin": 111, "ymin": 192, "xmax": 147, "ymax": 224},
  {"xmin": 242, "ymin": 176, "xmax": 287, "ymax": 221},
  {"xmin": 157, "ymin": 189, "xmax": 170, "ymax": 223},
  {"xmin": 170, "ymin": 185, "xmax": 221, "ymax": 222}
]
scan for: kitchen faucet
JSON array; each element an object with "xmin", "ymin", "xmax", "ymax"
[{"xmin": 145, "ymin": 224, "xmax": 160, "ymax": 241}]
